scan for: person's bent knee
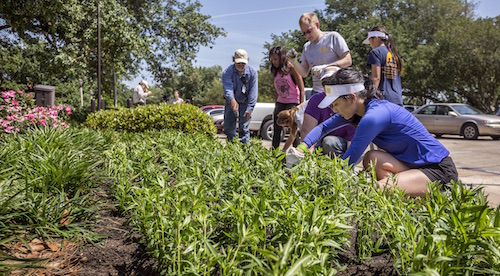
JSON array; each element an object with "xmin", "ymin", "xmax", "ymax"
[{"xmin": 321, "ymin": 136, "xmax": 348, "ymax": 157}]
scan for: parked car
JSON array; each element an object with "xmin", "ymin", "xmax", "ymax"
[
  {"xmin": 214, "ymin": 102, "xmax": 285, "ymax": 141},
  {"xmin": 201, "ymin": 105, "xmax": 224, "ymax": 113},
  {"xmin": 413, "ymin": 103, "xmax": 500, "ymax": 140},
  {"xmin": 205, "ymin": 108, "xmax": 225, "ymax": 123}
]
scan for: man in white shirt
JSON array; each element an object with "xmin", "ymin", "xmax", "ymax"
[{"xmin": 133, "ymin": 80, "xmax": 152, "ymax": 106}]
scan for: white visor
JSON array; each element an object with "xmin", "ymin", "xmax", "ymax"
[
  {"xmin": 318, "ymin": 83, "xmax": 365, "ymax": 109},
  {"xmin": 363, "ymin": 31, "xmax": 388, "ymax": 44}
]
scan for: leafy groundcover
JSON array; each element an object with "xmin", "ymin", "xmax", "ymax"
[
  {"xmin": 107, "ymin": 130, "xmax": 500, "ymax": 275},
  {"xmin": 1, "ymin": 128, "xmax": 500, "ymax": 275}
]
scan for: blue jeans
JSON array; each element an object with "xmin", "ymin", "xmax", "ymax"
[
  {"xmin": 224, "ymin": 101, "xmax": 250, "ymax": 143},
  {"xmin": 317, "ymin": 136, "xmax": 348, "ymax": 157}
]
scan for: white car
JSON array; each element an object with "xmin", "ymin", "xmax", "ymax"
[
  {"xmin": 249, "ymin": 102, "xmax": 278, "ymax": 141},
  {"xmin": 205, "ymin": 108, "xmax": 225, "ymax": 123}
]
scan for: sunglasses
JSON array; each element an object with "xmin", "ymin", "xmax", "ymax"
[{"xmin": 302, "ymin": 27, "xmax": 314, "ymax": 36}]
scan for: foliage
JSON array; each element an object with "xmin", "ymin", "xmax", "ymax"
[
  {"xmin": 107, "ymin": 132, "xmax": 355, "ymax": 275},
  {"xmin": 261, "ymin": 0, "xmax": 500, "ymax": 111},
  {"xmin": 0, "ymin": 128, "xmax": 108, "ymax": 272},
  {"xmin": 0, "ymin": 0, "xmax": 225, "ymax": 104},
  {"xmin": 320, "ymin": 0, "xmax": 500, "ymax": 111},
  {"xmin": 160, "ymin": 65, "xmax": 224, "ymax": 106},
  {"xmin": 0, "ymin": 90, "xmax": 71, "ymax": 134},
  {"xmin": 85, "ymin": 102, "xmax": 216, "ymax": 135},
  {"xmin": 103, "ymin": 130, "xmax": 500, "ymax": 275}
]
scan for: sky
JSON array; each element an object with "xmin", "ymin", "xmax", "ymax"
[{"xmin": 125, "ymin": 0, "xmax": 500, "ymax": 88}]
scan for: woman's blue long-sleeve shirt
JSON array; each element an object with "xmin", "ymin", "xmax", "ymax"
[{"xmin": 303, "ymin": 99, "xmax": 449, "ymax": 167}]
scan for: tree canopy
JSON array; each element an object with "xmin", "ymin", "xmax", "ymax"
[
  {"xmin": 0, "ymin": 0, "xmax": 225, "ymax": 106},
  {"xmin": 260, "ymin": 0, "xmax": 500, "ymax": 112}
]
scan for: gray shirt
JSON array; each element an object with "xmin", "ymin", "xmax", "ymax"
[{"xmin": 300, "ymin": 31, "xmax": 350, "ymax": 92}]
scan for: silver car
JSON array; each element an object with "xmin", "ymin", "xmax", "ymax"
[{"xmin": 414, "ymin": 103, "xmax": 500, "ymax": 140}]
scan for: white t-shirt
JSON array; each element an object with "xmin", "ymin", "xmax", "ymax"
[{"xmin": 172, "ymin": 98, "xmax": 184, "ymax": 104}]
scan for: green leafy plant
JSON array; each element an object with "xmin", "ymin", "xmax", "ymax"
[{"xmin": 85, "ymin": 103, "xmax": 216, "ymax": 136}]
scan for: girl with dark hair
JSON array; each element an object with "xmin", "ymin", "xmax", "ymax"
[
  {"xmin": 363, "ymin": 26, "xmax": 403, "ymax": 106},
  {"xmin": 287, "ymin": 68, "xmax": 458, "ymax": 197},
  {"xmin": 269, "ymin": 46, "xmax": 305, "ymax": 149}
]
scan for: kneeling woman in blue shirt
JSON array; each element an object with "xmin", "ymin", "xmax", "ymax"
[{"xmin": 289, "ymin": 68, "xmax": 458, "ymax": 197}]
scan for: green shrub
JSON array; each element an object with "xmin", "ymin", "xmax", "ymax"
[
  {"xmin": 85, "ymin": 103, "xmax": 216, "ymax": 136},
  {"xmin": 68, "ymin": 106, "xmax": 93, "ymax": 126}
]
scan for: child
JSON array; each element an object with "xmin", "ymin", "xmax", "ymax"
[
  {"xmin": 363, "ymin": 26, "xmax": 403, "ymax": 106},
  {"xmin": 269, "ymin": 46, "xmax": 305, "ymax": 149},
  {"xmin": 276, "ymin": 101, "xmax": 308, "ymax": 151}
]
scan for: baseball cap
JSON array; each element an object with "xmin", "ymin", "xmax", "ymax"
[
  {"xmin": 140, "ymin": 80, "xmax": 149, "ymax": 88},
  {"xmin": 363, "ymin": 31, "xmax": 388, "ymax": 44},
  {"xmin": 233, "ymin": 49, "xmax": 248, "ymax": 64},
  {"xmin": 320, "ymin": 66, "xmax": 341, "ymax": 83},
  {"xmin": 318, "ymin": 83, "xmax": 365, "ymax": 109}
]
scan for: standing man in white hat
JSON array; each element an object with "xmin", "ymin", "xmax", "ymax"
[
  {"xmin": 133, "ymin": 80, "xmax": 152, "ymax": 106},
  {"xmin": 222, "ymin": 49, "xmax": 258, "ymax": 143}
]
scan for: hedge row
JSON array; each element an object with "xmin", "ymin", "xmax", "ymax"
[{"xmin": 85, "ymin": 103, "xmax": 216, "ymax": 136}]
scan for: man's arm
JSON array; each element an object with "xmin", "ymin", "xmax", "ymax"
[
  {"xmin": 334, "ymin": 51, "xmax": 352, "ymax": 68},
  {"xmin": 246, "ymin": 70, "xmax": 258, "ymax": 112},
  {"xmin": 222, "ymin": 67, "xmax": 235, "ymax": 100},
  {"xmin": 292, "ymin": 60, "xmax": 310, "ymax": 78}
]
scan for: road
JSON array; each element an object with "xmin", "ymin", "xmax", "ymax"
[{"xmin": 218, "ymin": 133, "xmax": 500, "ymax": 207}]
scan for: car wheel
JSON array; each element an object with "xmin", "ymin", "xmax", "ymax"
[
  {"xmin": 462, "ymin": 123, "xmax": 479, "ymax": 140},
  {"xmin": 261, "ymin": 120, "xmax": 285, "ymax": 141},
  {"xmin": 434, "ymin": 134, "xmax": 442, "ymax": 138},
  {"xmin": 261, "ymin": 120, "xmax": 274, "ymax": 141},
  {"xmin": 491, "ymin": 136, "xmax": 500, "ymax": 140}
]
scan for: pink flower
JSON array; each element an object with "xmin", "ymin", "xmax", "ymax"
[
  {"xmin": 2, "ymin": 92, "xmax": 7, "ymax": 99},
  {"xmin": 12, "ymin": 100, "xmax": 19, "ymax": 106},
  {"xmin": 39, "ymin": 119, "xmax": 46, "ymax": 126},
  {"xmin": 17, "ymin": 90, "xmax": 23, "ymax": 95},
  {"xmin": 65, "ymin": 106, "xmax": 72, "ymax": 115}
]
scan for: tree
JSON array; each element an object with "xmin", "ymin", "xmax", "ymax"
[
  {"xmin": 0, "ymin": 0, "xmax": 225, "ymax": 107},
  {"xmin": 261, "ymin": 1, "xmax": 499, "ymax": 111}
]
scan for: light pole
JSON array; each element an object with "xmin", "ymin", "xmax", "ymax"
[
  {"xmin": 78, "ymin": 78, "xmax": 83, "ymax": 107},
  {"xmin": 97, "ymin": 1, "xmax": 102, "ymax": 110}
]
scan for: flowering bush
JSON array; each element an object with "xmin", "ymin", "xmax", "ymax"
[{"xmin": 0, "ymin": 90, "xmax": 72, "ymax": 134}]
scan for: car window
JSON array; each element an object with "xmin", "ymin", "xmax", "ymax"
[
  {"xmin": 210, "ymin": 109, "xmax": 224, "ymax": 116},
  {"xmin": 436, "ymin": 105, "xmax": 450, "ymax": 116},
  {"xmin": 418, "ymin": 105, "xmax": 437, "ymax": 115},
  {"xmin": 451, "ymin": 104, "xmax": 482, "ymax": 115}
]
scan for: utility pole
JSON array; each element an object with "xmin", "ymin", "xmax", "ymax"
[{"xmin": 97, "ymin": 1, "xmax": 102, "ymax": 110}]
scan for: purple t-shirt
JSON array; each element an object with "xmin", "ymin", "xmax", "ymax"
[{"xmin": 304, "ymin": 92, "xmax": 355, "ymax": 141}]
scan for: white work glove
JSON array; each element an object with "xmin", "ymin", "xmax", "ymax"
[
  {"xmin": 285, "ymin": 147, "xmax": 305, "ymax": 168},
  {"xmin": 311, "ymin": 64, "xmax": 329, "ymax": 78},
  {"xmin": 286, "ymin": 48, "xmax": 298, "ymax": 62}
]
